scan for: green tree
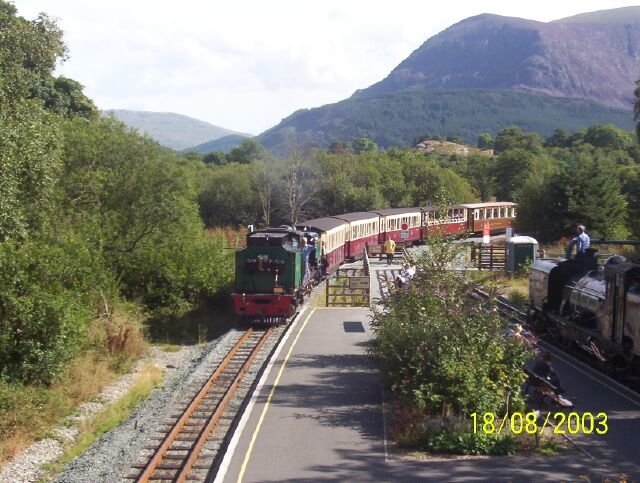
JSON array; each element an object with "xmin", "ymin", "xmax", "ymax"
[
  {"xmin": 544, "ymin": 128, "xmax": 571, "ymax": 148},
  {"xmin": 0, "ymin": 1, "xmax": 67, "ymax": 240},
  {"xmin": 351, "ymin": 137, "xmax": 378, "ymax": 153},
  {"xmin": 517, "ymin": 152, "xmax": 628, "ymax": 241},
  {"xmin": 30, "ymin": 76, "xmax": 97, "ymax": 118},
  {"xmin": 203, "ymin": 151, "xmax": 227, "ymax": 165},
  {"xmin": 477, "ymin": 132, "xmax": 494, "ymax": 150},
  {"xmin": 493, "ymin": 127, "xmax": 543, "ymax": 154},
  {"xmin": 226, "ymin": 138, "xmax": 268, "ymax": 164},
  {"xmin": 199, "ymin": 163, "xmax": 261, "ymax": 226},
  {"xmin": 634, "ymin": 79, "xmax": 640, "ymax": 142},
  {"xmin": 492, "ymin": 149, "xmax": 537, "ymax": 201},
  {"xmin": 583, "ymin": 124, "xmax": 634, "ymax": 151}
]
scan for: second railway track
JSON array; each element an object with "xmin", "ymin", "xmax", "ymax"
[{"xmin": 472, "ymin": 287, "xmax": 640, "ymax": 395}]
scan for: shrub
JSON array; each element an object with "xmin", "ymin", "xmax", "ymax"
[
  {"xmin": 427, "ymin": 430, "xmax": 518, "ymax": 456},
  {"xmin": 0, "ymin": 236, "xmax": 112, "ymax": 385},
  {"xmin": 370, "ymin": 232, "xmax": 531, "ymax": 424}
]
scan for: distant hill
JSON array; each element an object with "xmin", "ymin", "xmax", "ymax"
[
  {"xmin": 184, "ymin": 134, "xmax": 250, "ymax": 154},
  {"xmin": 258, "ymin": 89, "xmax": 634, "ymax": 151},
  {"xmin": 103, "ymin": 110, "xmax": 251, "ymax": 150},
  {"xmin": 259, "ymin": 7, "xmax": 639, "ymax": 153}
]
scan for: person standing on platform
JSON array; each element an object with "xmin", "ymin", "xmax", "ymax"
[{"xmin": 383, "ymin": 238, "xmax": 396, "ymax": 266}]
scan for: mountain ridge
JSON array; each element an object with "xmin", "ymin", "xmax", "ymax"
[
  {"xmin": 103, "ymin": 109, "xmax": 251, "ymax": 151},
  {"xmin": 258, "ymin": 6, "xmax": 639, "ymax": 153}
]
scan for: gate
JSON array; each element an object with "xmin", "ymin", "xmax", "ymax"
[
  {"xmin": 325, "ymin": 249, "xmax": 371, "ymax": 307},
  {"xmin": 471, "ymin": 244, "xmax": 506, "ymax": 270}
]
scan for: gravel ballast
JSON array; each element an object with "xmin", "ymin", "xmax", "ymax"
[{"xmin": 0, "ymin": 328, "xmax": 253, "ymax": 483}]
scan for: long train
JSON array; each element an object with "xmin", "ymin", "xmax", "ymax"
[
  {"xmin": 528, "ymin": 249, "xmax": 640, "ymax": 376},
  {"xmin": 232, "ymin": 201, "xmax": 516, "ymax": 320}
]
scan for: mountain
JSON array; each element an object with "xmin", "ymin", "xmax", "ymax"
[
  {"xmin": 358, "ymin": 8, "xmax": 640, "ymax": 109},
  {"xmin": 103, "ymin": 110, "xmax": 250, "ymax": 150},
  {"xmin": 258, "ymin": 7, "xmax": 640, "ymax": 152},
  {"xmin": 258, "ymin": 89, "xmax": 633, "ymax": 151},
  {"xmin": 184, "ymin": 134, "xmax": 250, "ymax": 154}
]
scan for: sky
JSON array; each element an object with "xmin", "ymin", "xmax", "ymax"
[{"xmin": 13, "ymin": 0, "xmax": 640, "ymax": 134}]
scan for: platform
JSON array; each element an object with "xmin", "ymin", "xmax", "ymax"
[{"xmin": 216, "ymin": 274, "xmax": 640, "ymax": 482}]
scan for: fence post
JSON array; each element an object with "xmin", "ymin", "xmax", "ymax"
[{"xmin": 325, "ymin": 277, "xmax": 329, "ymax": 307}]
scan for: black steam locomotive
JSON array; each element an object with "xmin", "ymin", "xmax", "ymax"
[{"xmin": 528, "ymin": 249, "xmax": 640, "ymax": 374}]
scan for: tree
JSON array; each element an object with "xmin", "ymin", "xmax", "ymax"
[
  {"xmin": 282, "ymin": 150, "xmax": 320, "ymax": 224},
  {"xmin": 583, "ymin": 124, "xmax": 634, "ymax": 151},
  {"xmin": 328, "ymin": 141, "xmax": 351, "ymax": 154},
  {"xmin": 30, "ymin": 76, "xmax": 97, "ymax": 118},
  {"xmin": 226, "ymin": 138, "xmax": 268, "ymax": 164},
  {"xmin": 517, "ymin": 151, "xmax": 628, "ymax": 241},
  {"xmin": 198, "ymin": 163, "xmax": 261, "ymax": 226},
  {"xmin": 203, "ymin": 151, "xmax": 227, "ymax": 165},
  {"xmin": 351, "ymin": 137, "xmax": 378, "ymax": 153},
  {"xmin": 544, "ymin": 128, "xmax": 571, "ymax": 148},
  {"xmin": 251, "ymin": 160, "xmax": 275, "ymax": 226},
  {"xmin": 492, "ymin": 149, "xmax": 537, "ymax": 201},
  {"xmin": 493, "ymin": 127, "xmax": 543, "ymax": 154},
  {"xmin": 370, "ymin": 235, "xmax": 530, "ymax": 448},
  {"xmin": 0, "ymin": 2, "xmax": 67, "ymax": 241},
  {"xmin": 477, "ymin": 132, "xmax": 494, "ymax": 150}
]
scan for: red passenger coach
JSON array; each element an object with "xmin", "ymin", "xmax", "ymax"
[
  {"xmin": 295, "ymin": 217, "xmax": 346, "ymax": 273},
  {"xmin": 423, "ymin": 205, "xmax": 468, "ymax": 237},
  {"xmin": 459, "ymin": 202, "xmax": 517, "ymax": 233},
  {"xmin": 332, "ymin": 212, "xmax": 380, "ymax": 261},
  {"xmin": 373, "ymin": 208, "xmax": 422, "ymax": 245}
]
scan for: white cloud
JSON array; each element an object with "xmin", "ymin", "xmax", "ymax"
[{"xmin": 13, "ymin": 0, "xmax": 640, "ymax": 134}]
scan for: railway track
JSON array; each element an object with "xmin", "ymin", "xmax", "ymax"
[
  {"xmin": 128, "ymin": 327, "xmax": 273, "ymax": 482},
  {"xmin": 472, "ymin": 288, "xmax": 640, "ymax": 394}
]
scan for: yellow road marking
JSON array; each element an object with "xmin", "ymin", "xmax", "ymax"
[{"xmin": 237, "ymin": 308, "xmax": 316, "ymax": 482}]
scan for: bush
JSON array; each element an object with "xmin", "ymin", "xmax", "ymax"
[
  {"xmin": 370, "ymin": 232, "xmax": 531, "ymax": 420},
  {"xmin": 0, "ymin": 236, "xmax": 113, "ymax": 385},
  {"xmin": 426, "ymin": 430, "xmax": 518, "ymax": 456}
]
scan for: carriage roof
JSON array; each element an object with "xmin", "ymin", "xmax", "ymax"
[{"xmin": 296, "ymin": 217, "xmax": 346, "ymax": 232}]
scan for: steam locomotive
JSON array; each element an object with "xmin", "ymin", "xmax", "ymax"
[{"xmin": 528, "ymin": 249, "xmax": 640, "ymax": 373}]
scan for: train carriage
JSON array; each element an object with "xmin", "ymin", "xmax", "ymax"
[
  {"xmin": 295, "ymin": 217, "xmax": 346, "ymax": 273},
  {"xmin": 331, "ymin": 212, "xmax": 380, "ymax": 261},
  {"xmin": 460, "ymin": 201, "xmax": 517, "ymax": 233},
  {"xmin": 423, "ymin": 205, "xmax": 468, "ymax": 237},
  {"xmin": 372, "ymin": 208, "xmax": 422, "ymax": 246}
]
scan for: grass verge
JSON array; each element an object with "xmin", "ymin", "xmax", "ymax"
[
  {"xmin": 0, "ymin": 351, "xmax": 117, "ymax": 465},
  {"xmin": 50, "ymin": 363, "xmax": 163, "ymax": 470}
]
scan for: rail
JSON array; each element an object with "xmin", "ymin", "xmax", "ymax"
[{"xmin": 133, "ymin": 328, "xmax": 272, "ymax": 482}]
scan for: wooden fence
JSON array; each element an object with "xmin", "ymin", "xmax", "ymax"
[
  {"xmin": 471, "ymin": 244, "xmax": 506, "ymax": 270},
  {"xmin": 326, "ymin": 249, "xmax": 371, "ymax": 307}
]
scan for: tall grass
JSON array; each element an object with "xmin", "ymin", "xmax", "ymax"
[{"xmin": 0, "ymin": 303, "xmax": 147, "ymax": 465}]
